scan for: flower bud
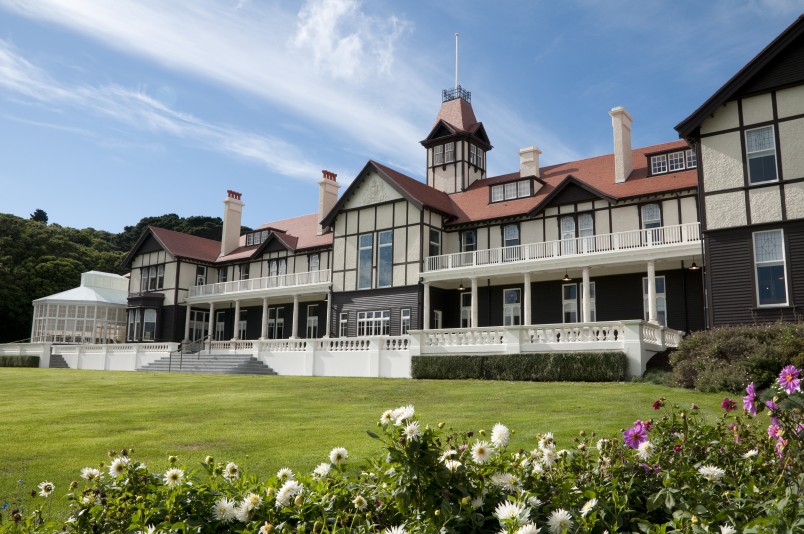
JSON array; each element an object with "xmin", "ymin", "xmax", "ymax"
[
  {"xmin": 168, "ymin": 455, "xmax": 177, "ymax": 464},
  {"xmin": 294, "ymin": 494, "xmax": 303, "ymax": 506},
  {"xmin": 438, "ymin": 422, "xmax": 445, "ymax": 429}
]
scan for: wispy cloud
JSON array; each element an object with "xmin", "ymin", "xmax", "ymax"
[{"xmin": 0, "ymin": 39, "xmax": 322, "ymax": 180}]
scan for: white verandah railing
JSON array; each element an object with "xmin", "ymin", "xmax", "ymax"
[
  {"xmin": 426, "ymin": 222, "xmax": 700, "ymax": 272},
  {"xmin": 188, "ymin": 269, "xmax": 331, "ymax": 298}
]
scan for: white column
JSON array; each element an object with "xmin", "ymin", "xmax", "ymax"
[
  {"xmin": 523, "ymin": 272, "xmax": 532, "ymax": 325},
  {"xmin": 423, "ymin": 282, "xmax": 431, "ymax": 330},
  {"xmin": 290, "ymin": 294, "xmax": 300, "ymax": 339},
  {"xmin": 260, "ymin": 297, "xmax": 269, "ymax": 340},
  {"xmin": 471, "ymin": 277, "xmax": 478, "ymax": 328},
  {"xmin": 183, "ymin": 305, "xmax": 192, "ymax": 342},
  {"xmin": 232, "ymin": 300, "xmax": 241, "ymax": 340},
  {"xmin": 647, "ymin": 261, "xmax": 658, "ymax": 324},
  {"xmin": 324, "ymin": 291, "xmax": 332, "ymax": 338},
  {"xmin": 206, "ymin": 302, "xmax": 215, "ymax": 351},
  {"xmin": 582, "ymin": 267, "xmax": 591, "ymax": 323}
]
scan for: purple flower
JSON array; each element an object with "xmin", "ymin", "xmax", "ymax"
[
  {"xmin": 767, "ymin": 424, "xmax": 782, "ymax": 440},
  {"xmin": 778, "ymin": 365, "xmax": 801, "ymax": 395},
  {"xmin": 775, "ymin": 438, "xmax": 788, "ymax": 459},
  {"xmin": 721, "ymin": 398, "xmax": 737, "ymax": 412},
  {"xmin": 623, "ymin": 420, "xmax": 648, "ymax": 449},
  {"xmin": 743, "ymin": 383, "xmax": 757, "ymax": 416},
  {"xmin": 797, "ymin": 423, "xmax": 804, "ymax": 435}
]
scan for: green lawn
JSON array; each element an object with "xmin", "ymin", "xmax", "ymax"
[{"xmin": 1, "ymin": 369, "xmax": 725, "ymax": 513}]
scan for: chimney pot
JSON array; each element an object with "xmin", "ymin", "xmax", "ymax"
[
  {"xmin": 318, "ymin": 169, "xmax": 341, "ymax": 235},
  {"xmin": 322, "ymin": 170, "xmax": 337, "ymax": 181}
]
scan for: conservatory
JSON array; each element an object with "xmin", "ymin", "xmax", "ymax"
[{"xmin": 30, "ymin": 271, "xmax": 128, "ymax": 344}]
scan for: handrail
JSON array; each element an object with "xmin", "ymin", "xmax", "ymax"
[
  {"xmin": 188, "ymin": 269, "xmax": 331, "ymax": 298},
  {"xmin": 426, "ymin": 222, "xmax": 700, "ymax": 272}
]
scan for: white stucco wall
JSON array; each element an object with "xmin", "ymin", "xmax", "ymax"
[
  {"xmin": 701, "ymin": 132, "xmax": 744, "ymax": 192},
  {"xmin": 780, "ymin": 119, "xmax": 804, "ymax": 180},
  {"xmin": 700, "ymin": 100, "xmax": 739, "ymax": 134},
  {"xmin": 741, "ymin": 93, "xmax": 774, "ymax": 126},
  {"xmin": 611, "ymin": 205, "xmax": 639, "ymax": 232},
  {"xmin": 749, "ymin": 187, "xmax": 783, "ymax": 224},
  {"xmin": 785, "ymin": 181, "xmax": 804, "ymax": 220},
  {"xmin": 705, "ymin": 192, "xmax": 747, "ymax": 229},
  {"xmin": 777, "ymin": 85, "xmax": 804, "ymax": 118}
]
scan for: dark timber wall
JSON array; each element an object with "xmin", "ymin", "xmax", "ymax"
[
  {"xmin": 332, "ymin": 285, "xmax": 420, "ymax": 337},
  {"xmin": 706, "ymin": 221, "xmax": 804, "ymax": 326}
]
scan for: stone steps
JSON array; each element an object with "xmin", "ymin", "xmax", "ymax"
[
  {"xmin": 49, "ymin": 354, "xmax": 70, "ymax": 369},
  {"xmin": 138, "ymin": 353, "xmax": 277, "ymax": 375}
]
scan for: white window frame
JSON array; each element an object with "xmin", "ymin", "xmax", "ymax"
[
  {"xmin": 753, "ymin": 229, "xmax": 788, "ymax": 307},
  {"xmin": 746, "ymin": 125, "xmax": 778, "ymax": 184},
  {"xmin": 433, "ymin": 310, "xmax": 443, "ymax": 329},
  {"xmin": 461, "ymin": 230, "xmax": 477, "ymax": 252},
  {"xmin": 503, "ymin": 288, "xmax": 521, "ymax": 326},
  {"xmin": 517, "ymin": 180, "xmax": 530, "ymax": 198},
  {"xmin": 685, "ymin": 149, "xmax": 697, "ymax": 168},
  {"xmin": 491, "ymin": 184, "xmax": 504, "ymax": 202},
  {"xmin": 469, "ymin": 144, "xmax": 478, "ymax": 166},
  {"xmin": 651, "ymin": 154, "xmax": 668, "ymax": 175},
  {"xmin": 238, "ymin": 309, "xmax": 247, "ymax": 340},
  {"xmin": 306, "ymin": 304, "xmax": 318, "ymax": 338},
  {"xmin": 560, "ymin": 216, "xmax": 576, "ymax": 255},
  {"xmin": 400, "ymin": 308, "xmax": 411, "ymax": 335},
  {"xmin": 377, "ymin": 230, "xmax": 393, "ymax": 288},
  {"xmin": 643, "ymin": 276, "xmax": 668, "ymax": 327},
  {"xmin": 667, "ymin": 151, "xmax": 685, "ymax": 172},
  {"xmin": 434, "ymin": 145, "xmax": 444, "ymax": 165},
  {"xmin": 237, "ymin": 263, "xmax": 249, "ymax": 281},
  {"xmin": 358, "ymin": 233, "xmax": 373, "ymax": 290},
  {"xmin": 562, "ymin": 284, "xmax": 578, "ymax": 323},
  {"xmin": 246, "ymin": 233, "xmax": 254, "ymax": 246},
  {"xmin": 460, "ymin": 292, "xmax": 471, "ymax": 328},
  {"xmin": 309, "ymin": 254, "xmax": 320, "ymax": 272},
  {"xmin": 429, "ymin": 229, "xmax": 441, "ymax": 257},
  {"xmin": 215, "ymin": 311, "xmax": 226, "ymax": 341},
  {"xmin": 504, "ymin": 182, "xmax": 517, "ymax": 200},
  {"xmin": 357, "ymin": 310, "xmax": 390, "ymax": 336},
  {"xmin": 339, "ymin": 312, "xmax": 348, "ymax": 337},
  {"xmin": 444, "ymin": 142, "xmax": 455, "ymax": 163},
  {"xmin": 267, "ymin": 307, "xmax": 284, "ymax": 339},
  {"xmin": 195, "ymin": 265, "xmax": 207, "ymax": 286}
]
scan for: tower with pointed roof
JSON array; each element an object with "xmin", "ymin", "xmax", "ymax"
[{"xmin": 420, "ymin": 86, "xmax": 492, "ymax": 194}]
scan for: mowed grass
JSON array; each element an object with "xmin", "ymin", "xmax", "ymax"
[{"xmin": 1, "ymin": 369, "xmax": 725, "ymax": 511}]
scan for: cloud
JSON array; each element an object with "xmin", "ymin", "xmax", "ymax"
[{"xmin": 0, "ymin": 39, "xmax": 321, "ymax": 180}]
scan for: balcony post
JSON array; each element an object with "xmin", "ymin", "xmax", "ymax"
[
  {"xmin": 324, "ymin": 290, "xmax": 332, "ymax": 338},
  {"xmin": 423, "ymin": 282, "xmax": 431, "ymax": 330},
  {"xmin": 582, "ymin": 267, "xmax": 591, "ymax": 323},
  {"xmin": 647, "ymin": 260, "xmax": 658, "ymax": 324},
  {"xmin": 260, "ymin": 297, "xmax": 269, "ymax": 340},
  {"xmin": 523, "ymin": 272, "xmax": 532, "ymax": 325},
  {"xmin": 290, "ymin": 294, "xmax": 300, "ymax": 339},
  {"xmin": 183, "ymin": 305, "xmax": 192, "ymax": 343},
  {"xmin": 471, "ymin": 277, "xmax": 478, "ymax": 327},
  {"xmin": 232, "ymin": 300, "xmax": 241, "ymax": 340},
  {"xmin": 206, "ymin": 302, "xmax": 215, "ymax": 352}
]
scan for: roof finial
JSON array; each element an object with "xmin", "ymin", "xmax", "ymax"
[{"xmin": 455, "ymin": 32, "xmax": 459, "ymax": 91}]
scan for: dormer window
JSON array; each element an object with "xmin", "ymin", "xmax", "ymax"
[
  {"xmin": 246, "ymin": 229, "xmax": 269, "ymax": 247},
  {"xmin": 491, "ymin": 179, "xmax": 531, "ymax": 203},
  {"xmin": 649, "ymin": 148, "xmax": 697, "ymax": 176}
]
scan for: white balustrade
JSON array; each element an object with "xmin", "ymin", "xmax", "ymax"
[
  {"xmin": 425, "ymin": 223, "xmax": 700, "ymax": 272},
  {"xmin": 527, "ymin": 323, "xmax": 621, "ymax": 344},
  {"xmin": 189, "ymin": 269, "xmax": 331, "ymax": 298}
]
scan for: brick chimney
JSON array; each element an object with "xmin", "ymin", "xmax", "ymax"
[
  {"xmin": 610, "ymin": 106, "xmax": 633, "ymax": 184},
  {"xmin": 221, "ymin": 189, "xmax": 243, "ymax": 256},
  {"xmin": 318, "ymin": 170, "xmax": 340, "ymax": 235}
]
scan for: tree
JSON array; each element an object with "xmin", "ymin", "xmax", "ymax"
[{"xmin": 29, "ymin": 209, "xmax": 48, "ymax": 224}]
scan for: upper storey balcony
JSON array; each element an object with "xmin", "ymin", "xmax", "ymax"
[
  {"xmin": 186, "ymin": 269, "xmax": 331, "ymax": 303},
  {"xmin": 424, "ymin": 222, "xmax": 701, "ymax": 281}
]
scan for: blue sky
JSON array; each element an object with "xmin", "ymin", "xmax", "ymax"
[{"xmin": 0, "ymin": 1, "xmax": 800, "ymax": 233}]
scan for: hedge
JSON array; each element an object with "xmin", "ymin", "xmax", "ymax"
[
  {"xmin": 0, "ymin": 355, "xmax": 39, "ymax": 368},
  {"xmin": 411, "ymin": 352, "xmax": 627, "ymax": 381}
]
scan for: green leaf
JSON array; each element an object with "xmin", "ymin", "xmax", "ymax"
[{"xmin": 366, "ymin": 430, "xmax": 380, "ymax": 439}]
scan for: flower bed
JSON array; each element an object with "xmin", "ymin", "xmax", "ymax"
[{"xmin": 3, "ymin": 367, "xmax": 802, "ymax": 533}]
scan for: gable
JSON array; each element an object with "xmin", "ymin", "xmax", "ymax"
[
  {"xmin": 139, "ymin": 234, "xmax": 164, "ymax": 254},
  {"xmin": 265, "ymin": 239, "xmax": 290, "ymax": 253},
  {"xmin": 430, "ymin": 123, "xmax": 454, "ymax": 140},
  {"xmin": 738, "ymin": 32, "xmax": 804, "ymax": 96},
  {"xmin": 341, "ymin": 170, "xmax": 404, "ymax": 210},
  {"xmin": 545, "ymin": 182, "xmax": 603, "ymax": 207}
]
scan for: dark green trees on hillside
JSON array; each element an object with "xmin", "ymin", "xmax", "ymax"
[{"xmin": 0, "ymin": 212, "xmax": 231, "ymax": 343}]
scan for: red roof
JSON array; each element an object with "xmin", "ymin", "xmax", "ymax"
[
  {"xmin": 149, "ymin": 226, "xmax": 220, "ymax": 262},
  {"xmin": 371, "ymin": 161, "xmax": 457, "ymax": 217},
  {"xmin": 433, "ymin": 97, "xmax": 478, "ymax": 132},
  {"xmin": 445, "ymin": 140, "xmax": 697, "ymax": 225}
]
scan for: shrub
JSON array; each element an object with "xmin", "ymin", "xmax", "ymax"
[
  {"xmin": 411, "ymin": 352, "xmax": 627, "ymax": 382},
  {"xmin": 0, "ymin": 356, "xmax": 39, "ymax": 368},
  {"xmin": 3, "ymin": 365, "xmax": 802, "ymax": 533},
  {"xmin": 670, "ymin": 322, "xmax": 804, "ymax": 392}
]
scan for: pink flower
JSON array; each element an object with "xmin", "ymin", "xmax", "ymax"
[
  {"xmin": 623, "ymin": 420, "xmax": 648, "ymax": 449},
  {"xmin": 765, "ymin": 400, "xmax": 780, "ymax": 426},
  {"xmin": 767, "ymin": 424, "xmax": 782, "ymax": 440},
  {"xmin": 721, "ymin": 398, "xmax": 737, "ymax": 412},
  {"xmin": 775, "ymin": 438, "xmax": 788, "ymax": 458},
  {"xmin": 743, "ymin": 383, "xmax": 757, "ymax": 416},
  {"xmin": 777, "ymin": 365, "xmax": 801, "ymax": 395},
  {"xmin": 652, "ymin": 398, "xmax": 665, "ymax": 410}
]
